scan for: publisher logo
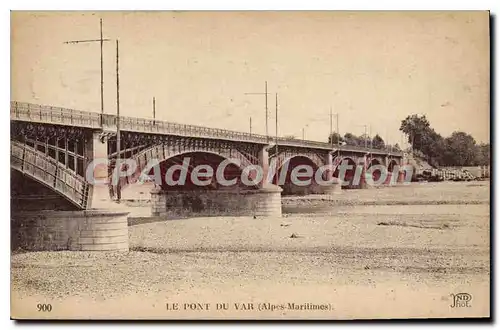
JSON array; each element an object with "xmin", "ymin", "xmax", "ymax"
[{"xmin": 450, "ymin": 293, "xmax": 472, "ymax": 308}]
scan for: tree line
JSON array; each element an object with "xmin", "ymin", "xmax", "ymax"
[
  {"xmin": 326, "ymin": 114, "xmax": 489, "ymax": 167},
  {"xmin": 327, "ymin": 132, "xmax": 401, "ymax": 151},
  {"xmin": 399, "ymin": 114, "xmax": 490, "ymax": 167}
]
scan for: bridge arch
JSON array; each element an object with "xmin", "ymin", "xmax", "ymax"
[
  {"xmin": 367, "ymin": 158, "xmax": 381, "ymax": 167},
  {"xmin": 388, "ymin": 159, "xmax": 399, "ymax": 173},
  {"xmin": 269, "ymin": 152, "xmax": 326, "ymax": 194},
  {"xmin": 366, "ymin": 158, "xmax": 385, "ymax": 182},
  {"xmin": 272, "ymin": 153, "xmax": 325, "ymax": 172},
  {"xmin": 110, "ymin": 143, "xmax": 258, "ymax": 195},
  {"xmin": 11, "ymin": 140, "xmax": 90, "ymax": 209},
  {"xmin": 331, "ymin": 156, "xmax": 358, "ymax": 187}
]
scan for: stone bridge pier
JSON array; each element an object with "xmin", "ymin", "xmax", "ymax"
[
  {"xmin": 323, "ymin": 152, "xmax": 342, "ymax": 194},
  {"xmin": 85, "ymin": 130, "xmax": 117, "ymax": 208},
  {"xmin": 10, "ymin": 120, "xmax": 130, "ymax": 252},
  {"xmin": 269, "ymin": 148, "xmax": 342, "ymax": 196},
  {"xmin": 136, "ymin": 144, "xmax": 283, "ymax": 218}
]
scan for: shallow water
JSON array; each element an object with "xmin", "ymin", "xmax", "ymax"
[
  {"xmin": 103, "ymin": 181, "xmax": 490, "ymax": 220},
  {"xmin": 283, "ymin": 203, "xmax": 489, "ymax": 216}
]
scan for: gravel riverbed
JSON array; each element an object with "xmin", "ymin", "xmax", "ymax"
[{"xmin": 11, "ymin": 181, "xmax": 490, "ymax": 319}]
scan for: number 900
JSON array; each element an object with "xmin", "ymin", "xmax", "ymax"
[{"xmin": 37, "ymin": 303, "xmax": 52, "ymax": 312}]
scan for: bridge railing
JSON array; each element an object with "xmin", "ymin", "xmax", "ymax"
[
  {"xmin": 118, "ymin": 114, "xmax": 270, "ymax": 144},
  {"xmin": 274, "ymin": 137, "xmax": 332, "ymax": 149},
  {"xmin": 273, "ymin": 137, "xmax": 403, "ymax": 156},
  {"xmin": 337, "ymin": 144, "xmax": 403, "ymax": 156},
  {"xmin": 11, "ymin": 101, "xmax": 271, "ymax": 143},
  {"xmin": 11, "ymin": 101, "xmax": 403, "ymax": 156},
  {"xmin": 11, "ymin": 140, "xmax": 91, "ymax": 209},
  {"xmin": 10, "ymin": 101, "xmax": 101, "ymax": 128}
]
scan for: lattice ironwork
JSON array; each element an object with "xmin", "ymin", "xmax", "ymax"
[
  {"xmin": 108, "ymin": 142, "xmax": 257, "ymax": 196},
  {"xmin": 11, "ymin": 140, "xmax": 91, "ymax": 209},
  {"xmin": 271, "ymin": 150, "xmax": 326, "ymax": 171}
]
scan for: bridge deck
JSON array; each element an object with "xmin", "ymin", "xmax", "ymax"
[{"xmin": 10, "ymin": 101, "xmax": 403, "ymax": 157}]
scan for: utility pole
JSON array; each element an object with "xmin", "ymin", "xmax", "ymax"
[
  {"xmin": 329, "ymin": 107, "xmax": 333, "ymax": 146},
  {"xmin": 335, "ymin": 113, "xmax": 340, "ymax": 147},
  {"xmin": 363, "ymin": 125, "xmax": 368, "ymax": 149},
  {"xmin": 336, "ymin": 113, "xmax": 340, "ymax": 158},
  {"xmin": 64, "ymin": 18, "xmax": 111, "ymax": 125},
  {"xmin": 115, "ymin": 39, "xmax": 121, "ymax": 202},
  {"xmin": 249, "ymin": 117, "xmax": 252, "ymax": 135},
  {"xmin": 152, "ymin": 97, "xmax": 156, "ymax": 125},
  {"xmin": 369, "ymin": 125, "xmax": 372, "ymax": 149},
  {"xmin": 386, "ymin": 130, "xmax": 391, "ymax": 152},
  {"xmin": 275, "ymin": 93, "xmax": 279, "ymax": 155},
  {"xmin": 302, "ymin": 127, "xmax": 305, "ymax": 141},
  {"xmin": 336, "ymin": 113, "xmax": 340, "ymax": 147},
  {"xmin": 244, "ymin": 81, "xmax": 270, "ymax": 141},
  {"xmin": 100, "ymin": 19, "xmax": 104, "ymax": 123},
  {"xmin": 266, "ymin": 81, "xmax": 268, "ymax": 140},
  {"xmin": 386, "ymin": 130, "xmax": 390, "ymax": 162}
]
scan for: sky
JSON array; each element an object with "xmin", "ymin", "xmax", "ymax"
[{"xmin": 11, "ymin": 11, "xmax": 490, "ymax": 146}]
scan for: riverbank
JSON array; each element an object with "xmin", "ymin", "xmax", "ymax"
[{"xmin": 11, "ymin": 181, "xmax": 490, "ymax": 319}]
